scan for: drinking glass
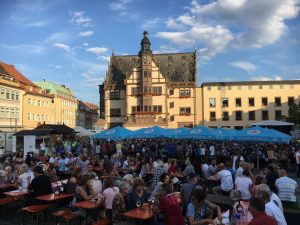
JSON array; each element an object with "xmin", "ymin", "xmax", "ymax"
[{"xmin": 136, "ymin": 200, "xmax": 142, "ymax": 210}]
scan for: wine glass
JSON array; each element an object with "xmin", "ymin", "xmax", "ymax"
[{"xmin": 136, "ymin": 200, "xmax": 142, "ymax": 210}]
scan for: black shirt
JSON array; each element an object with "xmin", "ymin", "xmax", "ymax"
[{"xmin": 28, "ymin": 174, "xmax": 53, "ymax": 197}]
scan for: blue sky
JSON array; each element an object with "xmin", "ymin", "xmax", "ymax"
[{"xmin": 0, "ymin": 0, "xmax": 300, "ymax": 104}]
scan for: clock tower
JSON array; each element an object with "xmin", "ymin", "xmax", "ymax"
[{"xmin": 139, "ymin": 31, "xmax": 153, "ymax": 113}]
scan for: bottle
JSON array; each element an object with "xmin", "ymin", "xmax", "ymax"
[
  {"xmin": 236, "ymin": 201, "xmax": 244, "ymax": 213},
  {"xmin": 229, "ymin": 207, "xmax": 237, "ymax": 225}
]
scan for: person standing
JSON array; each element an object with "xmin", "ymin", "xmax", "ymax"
[
  {"xmin": 295, "ymin": 147, "xmax": 300, "ymax": 178},
  {"xmin": 231, "ymin": 149, "xmax": 244, "ymax": 171}
]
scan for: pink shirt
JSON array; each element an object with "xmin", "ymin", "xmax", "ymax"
[{"xmin": 103, "ymin": 187, "xmax": 119, "ymax": 209}]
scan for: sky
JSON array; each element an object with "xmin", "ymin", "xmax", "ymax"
[{"xmin": 0, "ymin": 0, "xmax": 300, "ymax": 105}]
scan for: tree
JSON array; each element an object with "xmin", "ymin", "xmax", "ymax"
[{"xmin": 287, "ymin": 102, "xmax": 300, "ymax": 124}]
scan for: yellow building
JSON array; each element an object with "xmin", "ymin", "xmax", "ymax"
[
  {"xmin": 100, "ymin": 31, "xmax": 197, "ymax": 129},
  {"xmin": 35, "ymin": 81, "xmax": 77, "ymax": 128},
  {"xmin": 199, "ymin": 81, "xmax": 300, "ymax": 129},
  {"xmin": 0, "ymin": 63, "xmax": 24, "ymax": 131},
  {"xmin": 22, "ymin": 86, "xmax": 55, "ymax": 129}
]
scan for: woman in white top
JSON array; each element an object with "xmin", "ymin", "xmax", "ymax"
[
  {"xmin": 235, "ymin": 169, "xmax": 252, "ymax": 200},
  {"xmin": 18, "ymin": 164, "xmax": 34, "ymax": 190}
]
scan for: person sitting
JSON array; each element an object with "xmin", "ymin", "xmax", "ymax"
[
  {"xmin": 17, "ymin": 164, "xmax": 34, "ymax": 191},
  {"xmin": 151, "ymin": 161, "xmax": 165, "ymax": 189},
  {"xmin": 126, "ymin": 177, "xmax": 148, "ymax": 210},
  {"xmin": 181, "ymin": 173, "xmax": 202, "ymax": 207},
  {"xmin": 255, "ymin": 188, "xmax": 287, "ymax": 225},
  {"xmin": 112, "ymin": 182, "xmax": 131, "ymax": 225},
  {"xmin": 74, "ymin": 174, "xmax": 97, "ymax": 217},
  {"xmin": 255, "ymin": 184, "xmax": 283, "ymax": 212},
  {"xmin": 27, "ymin": 165, "xmax": 53, "ymax": 205},
  {"xmin": 85, "ymin": 163, "xmax": 97, "ymax": 177},
  {"xmin": 186, "ymin": 189, "xmax": 222, "ymax": 225},
  {"xmin": 156, "ymin": 183, "xmax": 185, "ymax": 225},
  {"xmin": 235, "ymin": 169, "xmax": 253, "ymax": 201},
  {"xmin": 183, "ymin": 159, "xmax": 195, "ymax": 177},
  {"xmin": 2, "ymin": 166, "xmax": 17, "ymax": 184},
  {"xmin": 102, "ymin": 177, "xmax": 120, "ymax": 219},
  {"xmin": 248, "ymin": 197, "xmax": 277, "ymax": 225},
  {"xmin": 151, "ymin": 172, "xmax": 171, "ymax": 199},
  {"xmin": 212, "ymin": 163, "xmax": 233, "ymax": 196},
  {"xmin": 275, "ymin": 169, "xmax": 298, "ymax": 206}
]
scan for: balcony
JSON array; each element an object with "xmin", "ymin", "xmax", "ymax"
[{"xmin": 125, "ymin": 114, "xmax": 167, "ymax": 127}]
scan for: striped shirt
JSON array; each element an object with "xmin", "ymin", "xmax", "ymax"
[{"xmin": 275, "ymin": 176, "xmax": 298, "ymax": 202}]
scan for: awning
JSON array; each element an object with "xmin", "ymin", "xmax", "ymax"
[{"xmin": 13, "ymin": 129, "xmax": 53, "ymax": 136}]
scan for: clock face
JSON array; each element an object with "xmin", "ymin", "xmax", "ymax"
[{"xmin": 143, "ymin": 56, "xmax": 147, "ymax": 64}]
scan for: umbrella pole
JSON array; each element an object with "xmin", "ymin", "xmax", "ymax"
[{"xmin": 256, "ymin": 147, "xmax": 259, "ymax": 169}]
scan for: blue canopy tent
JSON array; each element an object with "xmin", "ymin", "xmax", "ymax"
[
  {"xmin": 93, "ymin": 126, "xmax": 134, "ymax": 140},
  {"xmin": 210, "ymin": 128, "xmax": 239, "ymax": 141},
  {"xmin": 237, "ymin": 126, "xmax": 292, "ymax": 143},
  {"xmin": 165, "ymin": 127, "xmax": 190, "ymax": 139},
  {"xmin": 131, "ymin": 126, "xmax": 170, "ymax": 139},
  {"xmin": 185, "ymin": 126, "xmax": 216, "ymax": 140}
]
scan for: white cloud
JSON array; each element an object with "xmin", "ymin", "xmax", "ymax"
[
  {"xmin": 53, "ymin": 43, "xmax": 71, "ymax": 52},
  {"xmin": 98, "ymin": 55, "xmax": 110, "ymax": 62},
  {"xmin": 86, "ymin": 47, "xmax": 108, "ymax": 55},
  {"xmin": 70, "ymin": 10, "xmax": 93, "ymax": 27},
  {"xmin": 251, "ymin": 76, "xmax": 283, "ymax": 81},
  {"xmin": 26, "ymin": 20, "xmax": 51, "ymax": 27},
  {"xmin": 49, "ymin": 64, "xmax": 62, "ymax": 69},
  {"xmin": 79, "ymin": 31, "xmax": 94, "ymax": 37},
  {"xmin": 156, "ymin": 0, "xmax": 300, "ymax": 59},
  {"xmin": 108, "ymin": 0, "xmax": 133, "ymax": 11},
  {"xmin": 1, "ymin": 44, "xmax": 45, "ymax": 55},
  {"xmin": 157, "ymin": 25, "xmax": 233, "ymax": 60},
  {"xmin": 229, "ymin": 61, "xmax": 258, "ymax": 73},
  {"xmin": 80, "ymin": 71, "xmax": 105, "ymax": 87},
  {"xmin": 153, "ymin": 45, "xmax": 179, "ymax": 54},
  {"xmin": 83, "ymin": 43, "xmax": 89, "ymax": 47},
  {"xmin": 142, "ymin": 17, "xmax": 161, "ymax": 29},
  {"xmin": 44, "ymin": 32, "xmax": 72, "ymax": 43}
]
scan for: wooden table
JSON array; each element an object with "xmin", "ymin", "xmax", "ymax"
[
  {"xmin": 4, "ymin": 190, "xmax": 28, "ymax": 198},
  {"xmin": 0, "ymin": 184, "xmax": 17, "ymax": 190},
  {"xmin": 36, "ymin": 193, "xmax": 73, "ymax": 202},
  {"xmin": 123, "ymin": 204, "xmax": 154, "ymax": 220},
  {"xmin": 75, "ymin": 200, "xmax": 102, "ymax": 225}
]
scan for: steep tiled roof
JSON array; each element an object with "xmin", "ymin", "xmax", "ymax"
[
  {"xmin": 84, "ymin": 102, "xmax": 99, "ymax": 111},
  {"xmin": 106, "ymin": 52, "xmax": 196, "ymax": 88},
  {"xmin": 0, "ymin": 61, "xmax": 37, "ymax": 87}
]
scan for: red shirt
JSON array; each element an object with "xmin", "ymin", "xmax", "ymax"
[
  {"xmin": 159, "ymin": 194, "xmax": 184, "ymax": 225},
  {"xmin": 249, "ymin": 212, "xmax": 278, "ymax": 225},
  {"xmin": 168, "ymin": 165, "xmax": 177, "ymax": 174}
]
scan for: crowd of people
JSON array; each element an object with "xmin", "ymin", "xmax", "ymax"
[{"xmin": 0, "ymin": 138, "xmax": 299, "ymax": 225}]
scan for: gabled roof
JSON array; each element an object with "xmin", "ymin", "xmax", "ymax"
[
  {"xmin": 0, "ymin": 61, "xmax": 37, "ymax": 87},
  {"xmin": 35, "ymin": 81, "xmax": 75, "ymax": 97},
  {"xmin": 106, "ymin": 52, "xmax": 196, "ymax": 88},
  {"xmin": 35, "ymin": 123, "xmax": 74, "ymax": 134}
]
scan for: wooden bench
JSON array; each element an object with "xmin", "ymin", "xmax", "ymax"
[
  {"xmin": 0, "ymin": 197, "xmax": 14, "ymax": 206},
  {"xmin": 92, "ymin": 218, "xmax": 112, "ymax": 225},
  {"xmin": 22, "ymin": 204, "xmax": 49, "ymax": 225},
  {"xmin": 63, "ymin": 212, "xmax": 81, "ymax": 225},
  {"xmin": 52, "ymin": 209, "xmax": 71, "ymax": 225}
]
